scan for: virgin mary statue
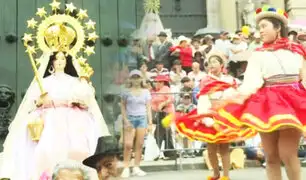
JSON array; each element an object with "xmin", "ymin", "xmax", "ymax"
[
  {"xmin": 0, "ymin": 51, "xmax": 109, "ymax": 180},
  {"xmin": 0, "ymin": 6, "xmax": 109, "ymax": 180}
]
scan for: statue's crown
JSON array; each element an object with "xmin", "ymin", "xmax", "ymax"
[{"xmin": 44, "ymin": 23, "xmax": 76, "ymax": 52}]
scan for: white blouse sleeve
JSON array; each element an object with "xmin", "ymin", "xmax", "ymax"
[{"xmin": 237, "ymin": 52, "xmax": 264, "ymax": 96}]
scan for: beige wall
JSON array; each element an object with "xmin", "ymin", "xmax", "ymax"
[
  {"xmin": 219, "ymin": 0, "xmax": 287, "ymax": 32},
  {"xmin": 219, "ymin": 0, "xmax": 238, "ymax": 32},
  {"xmin": 269, "ymin": 0, "xmax": 285, "ymax": 9}
]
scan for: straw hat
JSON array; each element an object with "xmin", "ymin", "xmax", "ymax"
[
  {"xmin": 206, "ymin": 51, "xmax": 227, "ymax": 64},
  {"xmin": 177, "ymin": 35, "xmax": 190, "ymax": 43},
  {"xmin": 255, "ymin": 5, "xmax": 288, "ymax": 25}
]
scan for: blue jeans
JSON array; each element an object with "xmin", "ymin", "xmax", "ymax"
[{"xmin": 128, "ymin": 115, "xmax": 147, "ymax": 129}]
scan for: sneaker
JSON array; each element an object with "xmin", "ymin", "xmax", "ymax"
[
  {"xmin": 121, "ymin": 168, "xmax": 130, "ymax": 178},
  {"xmin": 132, "ymin": 167, "xmax": 147, "ymax": 176}
]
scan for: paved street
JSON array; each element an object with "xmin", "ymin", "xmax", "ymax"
[{"xmin": 129, "ymin": 168, "xmax": 306, "ymax": 180}]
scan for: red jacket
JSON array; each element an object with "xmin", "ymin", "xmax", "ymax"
[{"xmin": 170, "ymin": 46, "xmax": 193, "ymax": 67}]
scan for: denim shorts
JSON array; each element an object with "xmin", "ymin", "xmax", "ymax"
[{"xmin": 127, "ymin": 115, "xmax": 147, "ymax": 129}]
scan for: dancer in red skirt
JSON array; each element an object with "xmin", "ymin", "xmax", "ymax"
[
  {"xmin": 176, "ymin": 52, "xmax": 256, "ymax": 180},
  {"xmin": 209, "ymin": 6, "xmax": 306, "ymax": 180}
]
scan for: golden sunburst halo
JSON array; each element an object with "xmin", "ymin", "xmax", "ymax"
[
  {"xmin": 65, "ymin": 2, "xmax": 77, "ymax": 14},
  {"xmin": 77, "ymin": 9, "xmax": 88, "ymax": 20},
  {"xmin": 87, "ymin": 32, "xmax": 99, "ymax": 42},
  {"xmin": 27, "ymin": 18, "xmax": 38, "ymax": 29},
  {"xmin": 144, "ymin": 0, "xmax": 160, "ymax": 13},
  {"xmin": 23, "ymin": 1, "xmax": 99, "ymax": 81},
  {"xmin": 36, "ymin": 7, "xmax": 47, "ymax": 18},
  {"xmin": 49, "ymin": 0, "xmax": 60, "ymax": 11},
  {"xmin": 36, "ymin": 14, "xmax": 85, "ymax": 56}
]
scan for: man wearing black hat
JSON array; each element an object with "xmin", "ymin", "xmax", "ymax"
[
  {"xmin": 155, "ymin": 31, "xmax": 173, "ymax": 69},
  {"xmin": 83, "ymin": 136, "xmax": 122, "ymax": 180}
]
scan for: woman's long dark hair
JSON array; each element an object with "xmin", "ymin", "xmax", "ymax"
[{"xmin": 43, "ymin": 51, "xmax": 79, "ymax": 78}]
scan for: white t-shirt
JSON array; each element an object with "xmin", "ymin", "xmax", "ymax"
[
  {"xmin": 215, "ymin": 39, "xmax": 231, "ymax": 56},
  {"xmin": 188, "ymin": 71, "xmax": 207, "ymax": 87},
  {"xmin": 229, "ymin": 42, "xmax": 248, "ymax": 61}
]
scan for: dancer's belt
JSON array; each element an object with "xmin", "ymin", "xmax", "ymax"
[{"xmin": 264, "ymin": 74, "xmax": 300, "ymax": 86}]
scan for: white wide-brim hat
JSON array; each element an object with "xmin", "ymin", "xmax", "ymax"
[
  {"xmin": 129, "ymin": 69, "xmax": 142, "ymax": 77},
  {"xmin": 178, "ymin": 35, "xmax": 190, "ymax": 43},
  {"xmin": 255, "ymin": 6, "xmax": 288, "ymax": 25}
]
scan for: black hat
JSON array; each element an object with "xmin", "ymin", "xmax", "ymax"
[
  {"xmin": 83, "ymin": 136, "xmax": 122, "ymax": 169},
  {"xmin": 158, "ymin": 32, "xmax": 167, "ymax": 37},
  {"xmin": 288, "ymin": 30, "xmax": 298, "ymax": 36}
]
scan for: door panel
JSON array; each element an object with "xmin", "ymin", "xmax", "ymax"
[
  {"xmin": 118, "ymin": 0, "xmax": 137, "ymax": 36},
  {"xmin": 99, "ymin": 0, "xmax": 119, "ymax": 93},
  {"xmin": 16, "ymin": 0, "xmax": 38, "ymax": 106},
  {"xmin": 0, "ymin": 0, "xmax": 18, "ymax": 113},
  {"xmin": 0, "ymin": 0, "xmax": 17, "ymax": 88}
]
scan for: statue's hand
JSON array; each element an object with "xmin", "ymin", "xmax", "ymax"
[{"xmin": 36, "ymin": 93, "xmax": 52, "ymax": 107}]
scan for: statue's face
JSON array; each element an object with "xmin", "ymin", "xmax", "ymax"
[
  {"xmin": 0, "ymin": 86, "xmax": 13, "ymax": 104},
  {"xmin": 53, "ymin": 52, "xmax": 67, "ymax": 72}
]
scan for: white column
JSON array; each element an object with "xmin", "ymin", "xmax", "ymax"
[
  {"xmin": 206, "ymin": 0, "xmax": 221, "ymax": 28},
  {"xmin": 220, "ymin": 0, "xmax": 237, "ymax": 32}
]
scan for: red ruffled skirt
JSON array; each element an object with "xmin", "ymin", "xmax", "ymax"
[
  {"xmin": 175, "ymin": 109, "xmax": 257, "ymax": 144},
  {"xmin": 215, "ymin": 82, "xmax": 306, "ymax": 132}
]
